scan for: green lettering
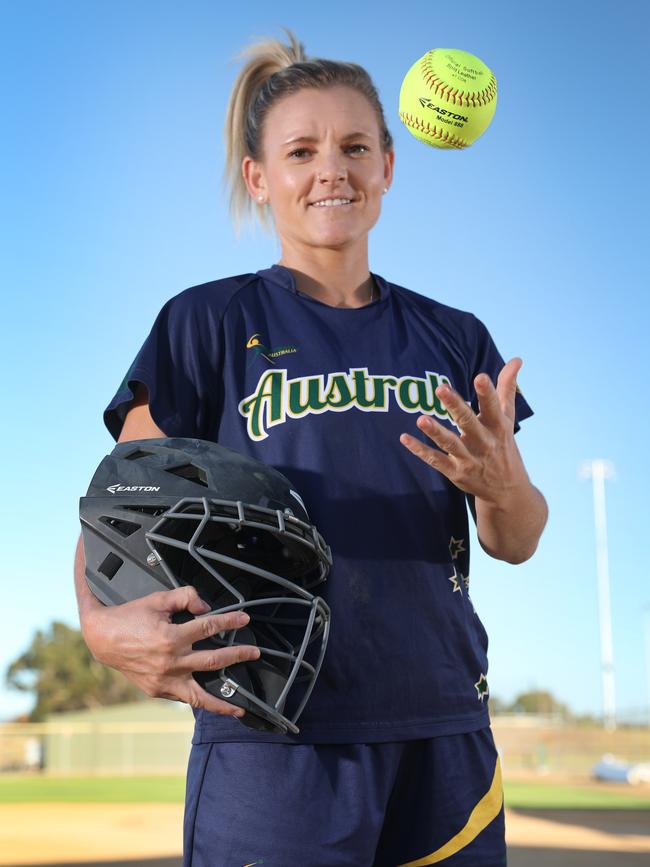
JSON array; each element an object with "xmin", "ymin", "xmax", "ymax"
[
  {"xmin": 398, "ymin": 378, "xmax": 421, "ymax": 410},
  {"xmin": 325, "ymin": 374, "xmax": 353, "ymax": 408},
  {"xmin": 239, "ymin": 370, "xmax": 284, "ymax": 440},
  {"xmin": 372, "ymin": 376, "xmax": 398, "ymax": 408},
  {"xmin": 352, "ymin": 369, "xmax": 374, "ymax": 408},
  {"xmin": 416, "ymin": 379, "xmax": 436, "ymax": 412},
  {"xmin": 289, "ymin": 376, "xmax": 327, "ymax": 415},
  {"xmin": 427, "ymin": 372, "xmax": 451, "ymax": 418}
]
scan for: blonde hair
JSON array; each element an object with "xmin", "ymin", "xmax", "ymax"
[{"xmin": 223, "ymin": 27, "xmax": 394, "ymax": 236}]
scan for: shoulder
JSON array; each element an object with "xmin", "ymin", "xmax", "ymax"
[
  {"xmin": 162, "ymin": 272, "xmax": 259, "ymax": 319},
  {"xmin": 388, "ymin": 278, "xmax": 487, "ymax": 349}
]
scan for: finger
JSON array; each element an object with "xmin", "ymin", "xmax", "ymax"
[
  {"xmin": 415, "ymin": 414, "xmax": 468, "ymax": 459},
  {"xmin": 473, "ymin": 372, "xmax": 504, "ymax": 430},
  {"xmin": 150, "ymin": 585, "xmax": 210, "ymax": 616},
  {"xmin": 435, "ymin": 383, "xmax": 484, "ymax": 438},
  {"xmin": 180, "ymin": 642, "xmax": 262, "ymax": 674},
  {"xmin": 496, "ymin": 357, "xmax": 523, "ymax": 420},
  {"xmin": 175, "ymin": 678, "xmax": 247, "ymax": 719},
  {"xmin": 177, "ymin": 609, "xmax": 251, "ymax": 644},
  {"xmin": 399, "ymin": 433, "xmax": 456, "ymax": 479}
]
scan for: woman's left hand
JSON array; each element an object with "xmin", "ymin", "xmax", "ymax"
[{"xmin": 399, "ymin": 357, "xmax": 531, "ymax": 506}]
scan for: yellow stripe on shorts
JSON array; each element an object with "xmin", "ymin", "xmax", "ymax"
[{"xmin": 398, "ymin": 755, "xmax": 503, "ymax": 866}]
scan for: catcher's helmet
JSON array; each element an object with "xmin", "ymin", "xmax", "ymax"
[{"xmin": 79, "ymin": 438, "xmax": 332, "ymax": 735}]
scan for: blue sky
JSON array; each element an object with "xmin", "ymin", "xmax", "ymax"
[{"xmin": 2, "ymin": 0, "xmax": 648, "ymax": 722}]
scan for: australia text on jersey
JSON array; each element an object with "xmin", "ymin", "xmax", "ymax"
[{"xmin": 238, "ymin": 367, "xmax": 458, "ymax": 441}]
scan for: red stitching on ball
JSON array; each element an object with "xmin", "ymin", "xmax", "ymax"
[
  {"xmin": 419, "ymin": 52, "xmax": 496, "ymax": 106},
  {"xmin": 399, "ymin": 112, "xmax": 467, "ymax": 149}
]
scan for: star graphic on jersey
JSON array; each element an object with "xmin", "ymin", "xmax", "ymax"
[
  {"xmin": 461, "ymin": 572, "xmax": 470, "ymax": 591},
  {"xmin": 448, "ymin": 568, "xmax": 463, "ymax": 594},
  {"xmin": 449, "ymin": 536, "xmax": 466, "ymax": 560},
  {"xmin": 475, "ymin": 673, "xmax": 489, "ymax": 702}
]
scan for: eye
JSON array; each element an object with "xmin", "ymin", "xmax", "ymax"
[{"xmin": 287, "ymin": 144, "xmax": 369, "ymax": 159}]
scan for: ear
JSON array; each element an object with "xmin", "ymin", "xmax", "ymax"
[
  {"xmin": 242, "ymin": 156, "xmax": 267, "ymax": 203},
  {"xmin": 383, "ymin": 148, "xmax": 395, "ymax": 188}
]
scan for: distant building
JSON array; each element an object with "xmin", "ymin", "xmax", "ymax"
[{"xmin": 41, "ymin": 699, "xmax": 194, "ymax": 775}]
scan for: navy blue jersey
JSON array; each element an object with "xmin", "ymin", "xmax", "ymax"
[{"xmin": 104, "ymin": 264, "xmax": 533, "ymax": 744}]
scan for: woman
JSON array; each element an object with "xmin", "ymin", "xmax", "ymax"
[{"xmin": 75, "ymin": 28, "xmax": 547, "ymax": 866}]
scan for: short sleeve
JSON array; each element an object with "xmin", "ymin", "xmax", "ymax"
[
  {"xmin": 469, "ymin": 315, "xmax": 534, "ymax": 434},
  {"xmin": 103, "ymin": 290, "xmax": 220, "ymax": 441}
]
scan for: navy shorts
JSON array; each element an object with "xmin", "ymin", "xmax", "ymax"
[{"xmin": 183, "ymin": 726, "xmax": 506, "ymax": 866}]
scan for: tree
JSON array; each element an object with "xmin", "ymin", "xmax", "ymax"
[
  {"xmin": 486, "ymin": 694, "xmax": 508, "ymax": 715},
  {"xmin": 509, "ymin": 689, "xmax": 572, "ymax": 719},
  {"xmin": 5, "ymin": 621, "xmax": 144, "ymax": 721}
]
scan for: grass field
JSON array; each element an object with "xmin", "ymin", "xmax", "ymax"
[
  {"xmin": 504, "ymin": 780, "xmax": 650, "ymax": 809},
  {"xmin": 1, "ymin": 775, "xmax": 649, "ymax": 809},
  {"xmin": 0, "ymin": 775, "xmax": 186, "ymax": 803}
]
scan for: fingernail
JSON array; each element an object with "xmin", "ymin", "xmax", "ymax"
[
  {"xmin": 237, "ymin": 612, "xmax": 250, "ymax": 623},
  {"xmin": 233, "ymin": 709, "xmax": 245, "ymax": 718}
]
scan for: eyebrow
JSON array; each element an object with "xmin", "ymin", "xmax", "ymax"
[{"xmin": 282, "ymin": 131, "xmax": 374, "ymax": 146}]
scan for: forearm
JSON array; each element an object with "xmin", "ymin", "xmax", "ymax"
[
  {"xmin": 74, "ymin": 533, "xmax": 104, "ymax": 639},
  {"xmin": 474, "ymin": 481, "xmax": 548, "ymax": 564}
]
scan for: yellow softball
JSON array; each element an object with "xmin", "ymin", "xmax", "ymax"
[{"xmin": 399, "ymin": 48, "xmax": 497, "ymax": 149}]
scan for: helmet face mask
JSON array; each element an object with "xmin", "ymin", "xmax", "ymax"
[
  {"xmin": 150, "ymin": 496, "xmax": 329, "ymax": 594},
  {"xmin": 80, "ymin": 438, "xmax": 332, "ymax": 735}
]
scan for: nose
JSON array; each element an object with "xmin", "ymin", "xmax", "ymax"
[{"xmin": 316, "ymin": 161, "xmax": 347, "ymax": 183}]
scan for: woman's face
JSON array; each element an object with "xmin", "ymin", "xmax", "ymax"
[{"xmin": 243, "ymin": 86, "xmax": 394, "ymax": 253}]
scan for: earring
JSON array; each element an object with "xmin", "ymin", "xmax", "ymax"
[
  {"xmin": 257, "ymin": 194, "xmax": 265, "ymax": 203},
  {"xmin": 383, "ymin": 188, "xmax": 388, "ymax": 194}
]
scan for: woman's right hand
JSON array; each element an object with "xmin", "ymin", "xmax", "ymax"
[
  {"xmin": 79, "ymin": 387, "xmax": 258, "ymax": 718},
  {"xmin": 83, "ymin": 584, "xmax": 260, "ymax": 718}
]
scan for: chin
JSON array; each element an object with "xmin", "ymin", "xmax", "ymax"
[
  {"xmin": 311, "ymin": 234, "xmax": 360, "ymax": 251},
  {"xmin": 311, "ymin": 221, "xmax": 374, "ymax": 248}
]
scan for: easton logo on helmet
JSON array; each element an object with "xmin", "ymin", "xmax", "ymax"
[{"xmin": 106, "ymin": 484, "xmax": 161, "ymax": 494}]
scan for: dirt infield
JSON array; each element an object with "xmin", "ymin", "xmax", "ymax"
[
  {"xmin": 506, "ymin": 808, "xmax": 650, "ymax": 854},
  {"xmin": 0, "ymin": 804, "xmax": 649, "ymax": 866},
  {"xmin": 0, "ymin": 805, "xmax": 183, "ymax": 866}
]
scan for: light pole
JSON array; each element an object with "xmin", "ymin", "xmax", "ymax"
[
  {"xmin": 644, "ymin": 605, "xmax": 650, "ymax": 729},
  {"xmin": 580, "ymin": 459, "xmax": 616, "ymax": 731}
]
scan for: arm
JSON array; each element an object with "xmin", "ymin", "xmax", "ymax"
[
  {"xmin": 75, "ymin": 383, "xmax": 166, "ymax": 632},
  {"xmin": 468, "ymin": 482, "xmax": 548, "ymax": 565},
  {"xmin": 76, "ymin": 384, "xmax": 259, "ymax": 716},
  {"xmin": 401, "ymin": 359, "xmax": 547, "ymax": 564}
]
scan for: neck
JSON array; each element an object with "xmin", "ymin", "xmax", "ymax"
[{"xmin": 278, "ymin": 244, "xmax": 374, "ymax": 308}]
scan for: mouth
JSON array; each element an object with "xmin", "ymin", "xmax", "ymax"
[{"xmin": 309, "ymin": 197, "xmax": 356, "ymax": 209}]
